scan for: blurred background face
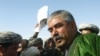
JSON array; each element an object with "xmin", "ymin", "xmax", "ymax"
[
  {"xmin": 81, "ymin": 30, "xmax": 91, "ymax": 34},
  {"xmin": 0, "ymin": 45, "xmax": 4, "ymax": 56},
  {"xmin": 5, "ymin": 44, "xmax": 19, "ymax": 56},
  {"xmin": 17, "ymin": 43, "xmax": 22, "ymax": 53},
  {"xmin": 46, "ymin": 41, "xmax": 54, "ymax": 49},
  {"xmin": 0, "ymin": 43, "xmax": 19, "ymax": 56},
  {"xmin": 48, "ymin": 15, "xmax": 75, "ymax": 48}
]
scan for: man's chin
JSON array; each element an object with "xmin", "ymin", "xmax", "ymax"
[
  {"xmin": 56, "ymin": 43, "xmax": 64, "ymax": 48},
  {"xmin": 56, "ymin": 42, "xmax": 67, "ymax": 50}
]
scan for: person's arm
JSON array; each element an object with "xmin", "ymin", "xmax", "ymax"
[
  {"xmin": 29, "ymin": 23, "xmax": 40, "ymax": 40},
  {"xmin": 29, "ymin": 31, "xmax": 39, "ymax": 40}
]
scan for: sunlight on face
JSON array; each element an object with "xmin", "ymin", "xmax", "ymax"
[
  {"xmin": 0, "ymin": 43, "xmax": 19, "ymax": 56},
  {"xmin": 81, "ymin": 30, "xmax": 91, "ymax": 34}
]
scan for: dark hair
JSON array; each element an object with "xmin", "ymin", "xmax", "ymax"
[
  {"xmin": 0, "ymin": 43, "xmax": 17, "ymax": 49},
  {"xmin": 21, "ymin": 39, "xmax": 29, "ymax": 49},
  {"xmin": 0, "ymin": 31, "xmax": 22, "ymax": 43}
]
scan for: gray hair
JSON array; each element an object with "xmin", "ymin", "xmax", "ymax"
[{"xmin": 48, "ymin": 10, "xmax": 75, "ymax": 23}]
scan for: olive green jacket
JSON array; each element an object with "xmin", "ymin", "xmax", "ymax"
[{"xmin": 68, "ymin": 33, "xmax": 100, "ymax": 56}]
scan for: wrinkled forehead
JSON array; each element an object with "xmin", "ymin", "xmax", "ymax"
[
  {"xmin": 48, "ymin": 18, "xmax": 65, "ymax": 28},
  {"xmin": 48, "ymin": 15, "xmax": 65, "ymax": 25}
]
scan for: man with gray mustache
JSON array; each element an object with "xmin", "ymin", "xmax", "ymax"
[{"xmin": 47, "ymin": 10, "xmax": 100, "ymax": 56}]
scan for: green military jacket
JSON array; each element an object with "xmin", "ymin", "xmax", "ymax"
[{"xmin": 68, "ymin": 33, "xmax": 100, "ymax": 56}]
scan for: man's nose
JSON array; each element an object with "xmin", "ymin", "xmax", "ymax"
[{"xmin": 52, "ymin": 29, "xmax": 59, "ymax": 37}]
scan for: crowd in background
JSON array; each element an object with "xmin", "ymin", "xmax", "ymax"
[{"xmin": 0, "ymin": 10, "xmax": 100, "ymax": 56}]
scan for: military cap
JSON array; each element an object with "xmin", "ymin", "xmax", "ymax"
[
  {"xmin": 0, "ymin": 31, "xmax": 22, "ymax": 43},
  {"xmin": 79, "ymin": 23, "xmax": 100, "ymax": 34},
  {"xmin": 29, "ymin": 38, "xmax": 43, "ymax": 46}
]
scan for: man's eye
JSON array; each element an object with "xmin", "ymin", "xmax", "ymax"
[
  {"xmin": 55, "ymin": 23, "xmax": 63, "ymax": 28},
  {"xmin": 48, "ymin": 28, "xmax": 53, "ymax": 32}
]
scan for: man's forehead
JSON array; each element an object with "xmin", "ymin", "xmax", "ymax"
[
  {"xmin": 48, "ymin": 19, "xmax": 62, "ymax": 27},
  {"xmin": 50, "ymin": 17, "xmax": 64, "ymax": 22},
  {"xmin": 48, "ymin": 20, "xmax": 65, "ymax": 30},
  {"xmin": 48, "ymin": 15, "xmax": 63, "ymax": 22}
]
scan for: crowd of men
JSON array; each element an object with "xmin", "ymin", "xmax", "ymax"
[{"xmin": 0, "ymin": 10, "xmax": 100, "ymax": 56}]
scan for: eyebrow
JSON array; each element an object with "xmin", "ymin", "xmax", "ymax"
[{"xmin": 48, "ymin": 22, "xmax": 64, "ymax": 31}]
